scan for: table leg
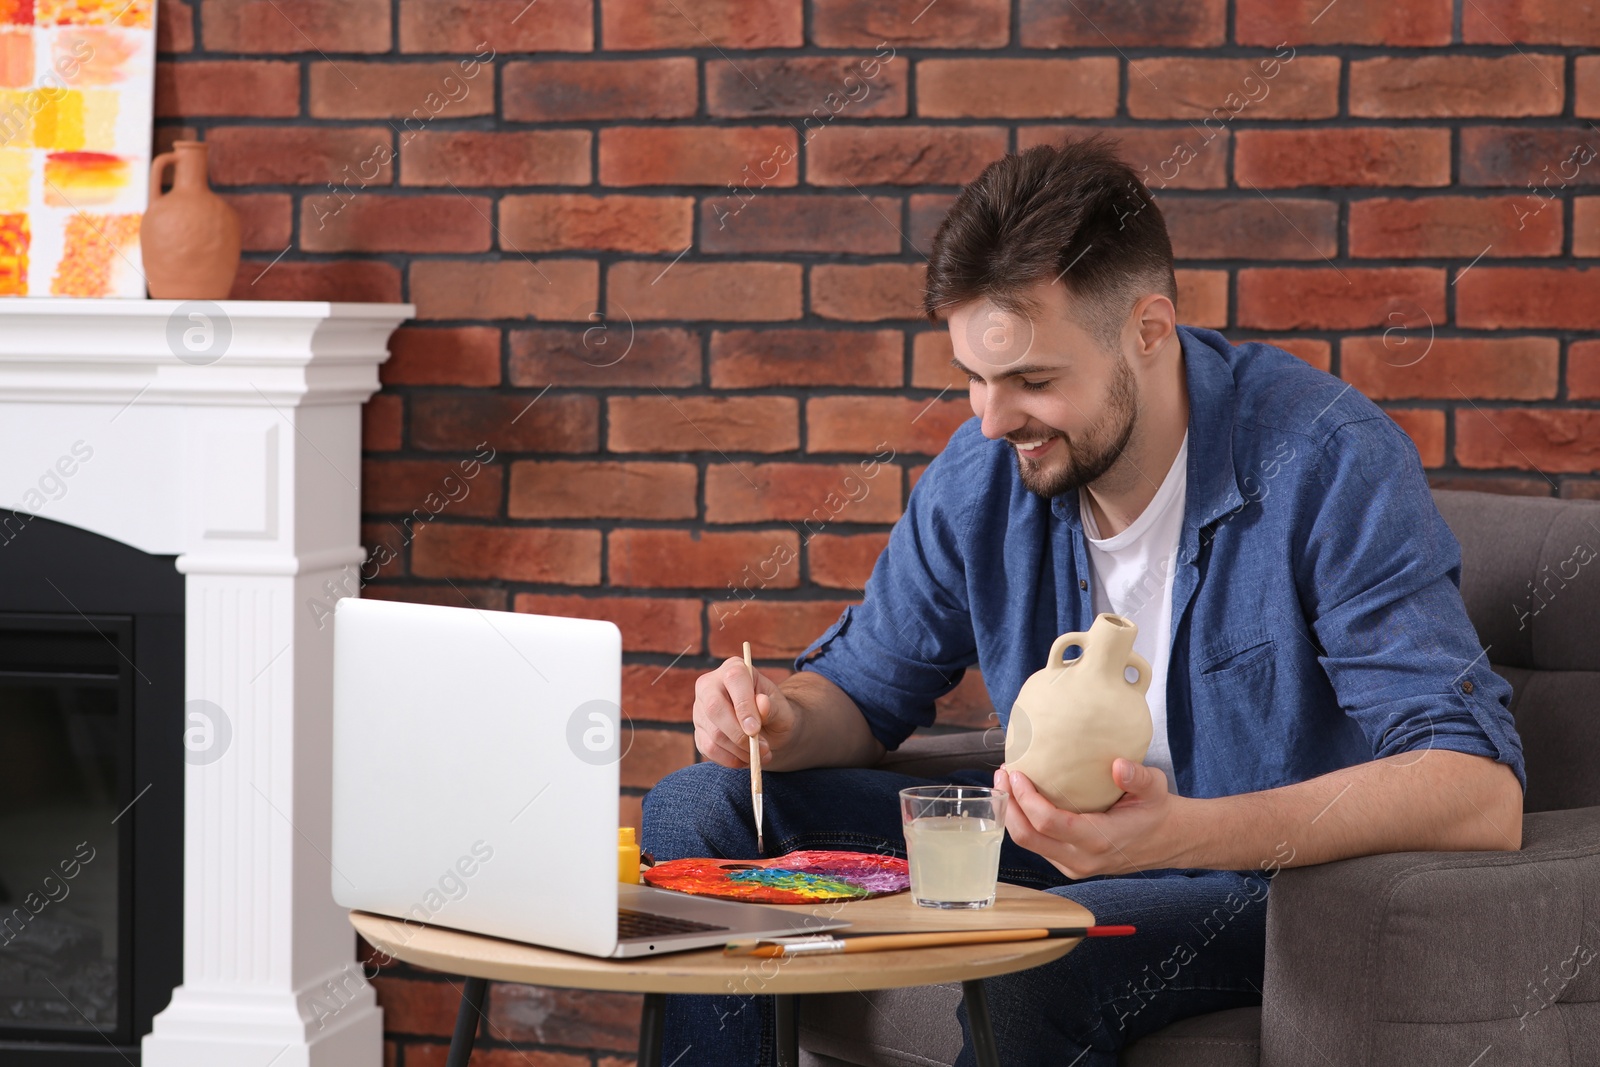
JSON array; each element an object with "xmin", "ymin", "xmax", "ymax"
[
  {"xmin": 639, "ymin": 992, "xmax": 666, "ymax": 1067},
  {"xmin": 774, "ymin": 993, "xmax": 800, "ymax": 1067},
  {"xmin": 962, "ymin": 979, "xmax": 1000, "ymax": 1067},
  {"xmin": 446, "ymin": 976, "xmax": 488, "ymax": 1067}
]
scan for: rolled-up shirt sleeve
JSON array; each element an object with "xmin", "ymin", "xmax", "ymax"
[
  {"xmin": 1295, "ymin": 414, "xmax": 1526, "ymax": 791},
  {"xmin": 792, "ymin": 445, "xmax": 980, "ymax": 752}
]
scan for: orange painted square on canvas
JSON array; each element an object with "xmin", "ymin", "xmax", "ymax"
[
  {"xmin": 0, "ymin": 0, "xmax": 33, "ymax": 27},
  {"xmin": 50, "ymin": 209, "xmax": 137, "ymax": 296},
  {"xmin": 44, "ymin": 150, "xmax": 127, "ymax": 205},
  {"xmin": 0, "ymin": 211, "xmax": 28, "ymax": 295},
  {"xmin": 54, "ymin": 27, "xmax": 138, "ymax": 85},
  {"xmin": 37, "ymin": 0, "xmax": 149, "ymax": 28},
  {"xmin": 0, "ymin": 27, "xmax": 32, "ymax": 87}
]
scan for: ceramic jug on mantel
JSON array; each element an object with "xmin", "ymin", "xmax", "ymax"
[
  {"xmin": 139, "ymin": 140, "xmax": 241, "ymax": 300},
  {"xmin": 1004, "ymin": 613, "xmax": 1153, "ymax": 814}
]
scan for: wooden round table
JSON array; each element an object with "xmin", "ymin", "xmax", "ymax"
[{"xmin": 352, "ymin": 881, "xmax": 1094, "ymax": 1067}]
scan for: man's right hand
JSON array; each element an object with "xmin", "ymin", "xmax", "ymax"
[{"xmin": 692, "ymin": 657, "xmax": 799, "ymax": 769}]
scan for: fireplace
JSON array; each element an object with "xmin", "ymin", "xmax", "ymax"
[
  {"xmin": 0, "ymin": 298, "xmax": 411, "ymax": 1066},
  {"xmin": 0, "ymin": 512, "xmax": 183, "ymax": 1063}
]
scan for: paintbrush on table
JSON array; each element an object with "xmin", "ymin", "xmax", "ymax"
[
  {"xmin": 743, "ymin": 640, "xmax": 764, "ymax": 855},
  {"xmin": 724, "ymin": 925, "xmax": 1136, "ymax": 958}
]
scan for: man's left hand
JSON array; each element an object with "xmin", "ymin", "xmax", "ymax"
[{"xmin": 993, "ymin": 760, "xmax": 1199, "ymax": 878}]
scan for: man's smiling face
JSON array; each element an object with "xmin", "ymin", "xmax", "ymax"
[{"xmin": 946, "ymin": 279, "xmax": 1139, "ymax": 499}]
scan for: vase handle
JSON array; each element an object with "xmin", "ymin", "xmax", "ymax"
[
  {"xmin": 149, "ymin": 151, "xmax": 177, "ymax": 201},
  {"xmin": 1046, "ymin": 631, "xmax": 1089, "ymax": 671},
  {"xmin": 1123, "ymin": 650, "xmax": 1153, "ymax": 696}
]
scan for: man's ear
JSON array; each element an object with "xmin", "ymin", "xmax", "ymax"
[{"xmin": 1130, "ymin": 292, "xmax": 1176, "ymax": 360}]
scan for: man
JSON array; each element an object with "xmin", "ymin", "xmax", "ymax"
[{"xmin": 642, "ymin": 134, "xmax": 1525, "ymax": 1066}]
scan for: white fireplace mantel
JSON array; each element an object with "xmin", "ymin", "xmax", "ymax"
[{"xmin": 0, "ymin": 297, "xmax": 412, "ymax": 1067}]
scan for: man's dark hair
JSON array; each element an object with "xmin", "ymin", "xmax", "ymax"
[{"xmin": 923, "ymin": 134, "xmax": 1178, "ymax": 349}]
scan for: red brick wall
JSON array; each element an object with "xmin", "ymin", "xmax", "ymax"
[{"xmin": 158, "ymin": 0, "xmax": 1599, "ymax": 1060}]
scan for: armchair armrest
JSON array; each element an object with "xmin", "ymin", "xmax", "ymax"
[
  {"xmin": 1259, "ymin": 806, "xmax": 1600, "ymax": 1067},
  {"xmin": 873, "ymin": 728, "xmax": 1004, "ymax": 779}
]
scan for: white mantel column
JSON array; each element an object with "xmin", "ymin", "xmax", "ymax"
[{"xmin": 0, "ymin": 298, "xmax": 412, "ymax": 1067}]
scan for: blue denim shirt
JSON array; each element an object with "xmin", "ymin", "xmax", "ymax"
[{"xmin": 794, "ymin": 325, "xmax": 1526, "ymax": 799}]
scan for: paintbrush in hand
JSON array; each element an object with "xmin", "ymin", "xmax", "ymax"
[{"xmin": 743, "ymin": 640, "xmax": 764, "ymax": 854}]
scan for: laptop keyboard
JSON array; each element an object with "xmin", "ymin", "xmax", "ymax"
[{"xmin": 618, "ymin": 907, "xmax": 729, "ymax": 941}]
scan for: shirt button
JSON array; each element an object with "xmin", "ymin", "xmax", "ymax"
[
  {"xmin": 1079, "ymin": 579, "xmax": 1088, "ymax": 590},
  {"xmin": 1461, "ymin": 680, "xmax": 1474, "ymax": 694}
]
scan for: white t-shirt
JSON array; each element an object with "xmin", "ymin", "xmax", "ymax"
[{"xmin": 1077, "ymin": 433, "xmax": 1189, "ymax": 795}]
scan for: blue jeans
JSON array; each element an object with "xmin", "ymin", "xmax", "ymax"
[{"xmin": 641, "ymin": 761, "xmax": 1268, "ymax": 1067}]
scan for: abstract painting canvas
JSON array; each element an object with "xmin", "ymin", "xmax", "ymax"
[{"xmin": 0, "ymin": 0, "xmax": 154, "ymax": 297}]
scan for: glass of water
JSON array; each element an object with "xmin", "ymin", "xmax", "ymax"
[{"xmin": 898, "ymin": 785, "xmax": 1009, "ymax": 909}]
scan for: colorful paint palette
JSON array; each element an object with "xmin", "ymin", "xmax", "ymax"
[
  {"xmin": 642, "ymin": 850, "xmax": 910, "ymax": 905},
  {"xmin": 0, "ymin": 0, "xmax": 153, "ymax": 295}
]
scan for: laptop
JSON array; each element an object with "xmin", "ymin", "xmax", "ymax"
[{"xmin": 330, "ymin": 596, "xmax": 849, "ymax": 957}]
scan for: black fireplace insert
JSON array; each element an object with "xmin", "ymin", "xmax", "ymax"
[{"xmin": 0, "ymin": 510, "xmax": 183, "ymax": 1064}]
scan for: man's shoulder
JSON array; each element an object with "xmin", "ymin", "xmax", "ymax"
[
  {"xmin": 1183, "ymin": 327, "xmax": 1434, "ymax": 536},
  {"xmin": 1184, "ymin": 325, "xmax": 1397, "ymax": 459}
]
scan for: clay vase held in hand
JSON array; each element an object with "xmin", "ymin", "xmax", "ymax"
[
  {"xmin": 1004, "ymin": 613, "xmax": 1154, "ymax": 814},
  {"xmin": 139, "ymin": 141, "xmax": 241, "ymax": 300}
]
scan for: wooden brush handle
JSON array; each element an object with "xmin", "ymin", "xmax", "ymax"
[
  {"xmin": 730, "ymin": 925, "xmax": 1135, "ymax": 958},
  {"xmin": 839, "ymin": 928, "xmax": 1052, "ymax": 953},
  {"xmin": 743, "ymin": 928, "xmax": 1054, "ymax": 958},
  {"xmin": 742, "ymin": 641, "xmax": 762, "ymax": 793}
]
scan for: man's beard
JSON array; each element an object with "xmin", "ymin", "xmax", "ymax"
[{"xmin": 1012, "ymin": 354, "xmax": 1139, "ymax": 499}]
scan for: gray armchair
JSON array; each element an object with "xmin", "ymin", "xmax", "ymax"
[{"xmin": 799, "ymin": 489, "xmax": 1600, "ymax": 1067}]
